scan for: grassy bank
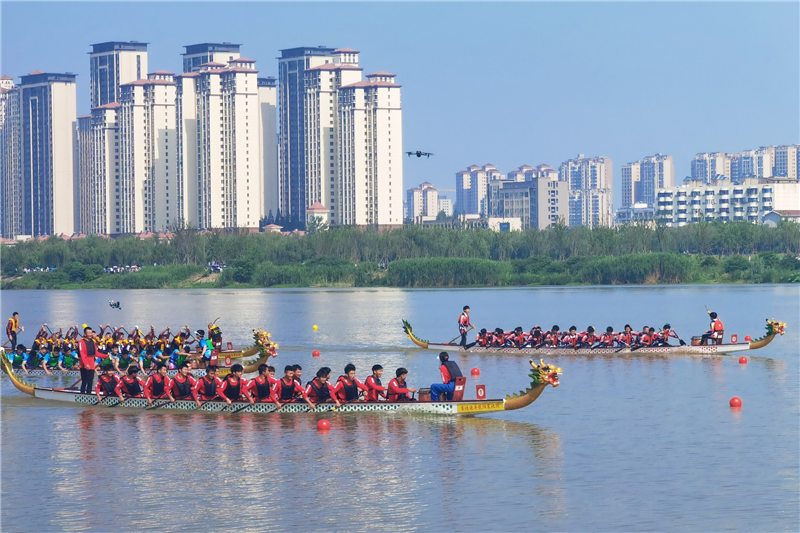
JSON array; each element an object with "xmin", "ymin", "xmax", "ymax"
[{"xmin": 3, "ymin": 252, "xmax": 798, "ymax": 289}]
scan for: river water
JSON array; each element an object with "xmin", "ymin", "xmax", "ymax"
[{"xmin": 1, "ymin": 285, "xmax": 798, "ymax": 532}]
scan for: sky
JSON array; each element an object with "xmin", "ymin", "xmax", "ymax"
[{"xmin": 2, "ymin": 2, "xmax": 798, "ymax": 207}]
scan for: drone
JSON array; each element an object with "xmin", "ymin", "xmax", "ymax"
[
  {"xmin": 108, "ymin": 300, "xmax": 121, "ymax": 310},
  {"xmin": 406, "ymin": 151, "xmax": 435, "ymax": 158}
]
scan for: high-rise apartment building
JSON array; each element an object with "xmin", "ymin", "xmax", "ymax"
[
  {"xmin": 0, "ymin": 76, "xmax": 21, "ymax": 238},
  {"xmin": 175, "ymin": 59, "xmax": 262, "ymax": 229},
  {"xmin": 406, "ymin": 182, "xmax": 439, "ymax": 223},
  {"xmin": 118, "ymin": 71, "xmax": 177, "ymax": 233},
  {"xmin": 18, "ymin": 72, "xmax": 77, "ymax": 236},
  {"xmin": 621, "ymin": 154, "xmax": 673, "ymax": 209},
  {"xmin": 89, "ymin": 41, "xmax": 148, "ymax": 108},
  {"xmin": 182, "ymin": 43, "xmax": 240, "ymax": 73},
  {"xmin": 257, "ymin": 77, "xmax": 278, "ymax": 219},
  {"xmin": 559, "ymin": 155, "xmax": 613, "ymax": 228},
  {"xmin": 304, "ymin": 49, "xmax": 363, "ymax": 223},
  {"xmin": 337, "ymin": 72, "xmax": 403, "ymax": 227},
  {"xmin": 488, "ymin": 164, "xmax": 567, "ymax": 229},
  {"xmin": 75, "ymin": 115, "xmax": 93, "ymax": 234},
  {"xmin": 773, "ymin": 145, "xmax": 799, "ymax": 180},
  {"xmin": 456, "ymin": 164, "xmax": 502, "ymax": 216},
  {"xmin": 278, "ymin": 46, "xmax": 336, "ymax": 228},
  {"xmin": 438, "ymin": 197, "xmax": 453, "ymax": 218},
  {"xmin": 88, "ymin": 103, "xmax": 120, "ymax": 234},
  {"xmin": 621, "ymin": 161, "xmax": 640, "ymax": 209},
  {"xmin": 690, "ymin": 152, "xmax": 731, "ymax": 184}
]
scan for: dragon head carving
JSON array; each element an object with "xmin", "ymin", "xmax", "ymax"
[
  {"xmin": 765, "ymin": 318, "xmax": 786, "ymax": 337},
  {"xmin": 530, "ymin": 358, "xmax": 562, "ymax": 388},
  {"xmin": 253, "ymin": 329, "xmax": 279, "ymax": 358}
]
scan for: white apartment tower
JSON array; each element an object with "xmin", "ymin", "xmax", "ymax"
[
  {"xmin": 89, "ymin": 103, "xmax": 121, "ymax": 234},
  {"xmin": 119, "ymin": 71, "xmax": 177, "ymax": 232},
  {"xmin": 559, "ymin": 154, "xmax": 613, "ymax": 228},
  {"xmin": 182, "ymin": 43, "xmax": 240, "ymax": 73},
  {"xmin": 175, "ymin": 59, "xmax": 262, "ymax": 229},
  {"xmin": 258, "ymin": 77, "xmax": 278, "ymax": 219},
  {"xmin": 89, "ymin": 41, "xmax": 148, "ymax": 108},
  {"xmin": 18, "ymin": 72, "xmax": 77, "ymax": 236},
  {"xmin": 456, "ymin": 164, "xmax": 503, "ymax": 216},
  {"xmin": 691, "ymin": 152, "xmax": 731, "ymax": 184},
  {"xmin": 406, "ymin": 182, "xmax": 439, "ymax": 223},
  {"xmin": 338, "ymin": 71, "xmax": 403, "ymax": 227},
  {"xmin": 774, "ymin": 145, "xmax": 799, "ymax": 180},
  {"xmin": 75, "ymin": 116, "xmax": 93, "ymax": 234},
  {"xmin": 304, "ymin": 49, "xmax": 363, "ymax": 223},
  {"xmin": 622, "ymin": 154, "xmax": 673, "ymax": 208},
  {"xmin": 0, "ymin": 75, "xmax": 21, "ymax": 238}
]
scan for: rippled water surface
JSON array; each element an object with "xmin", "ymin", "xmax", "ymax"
[{"xmin": 1, "ymin": 285, "xmax": 798, "ymax": 532}]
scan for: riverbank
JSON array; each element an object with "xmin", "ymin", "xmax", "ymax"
[{"xmin": 3, "ymin": 252, "xmax": 798, "ymax": 289}]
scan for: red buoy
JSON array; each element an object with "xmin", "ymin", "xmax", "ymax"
[
  {"xmin": 744, "ymin": 335, "xmax": 752, "ymax": 342},
  {"xmin": 312, "ymin": 350, "xmax": 320, "ymax": 357},
  {"xmin": 729, "ymin": 397, "xmax": 742, "ymax": 408},
  {"xmin": 317, "ymin": 419, "xmax": 331, "ymax": 431},
  {"xmin": 739, "ymin": 356, "xmax": 748, "ymax": 365},
  {"xmin": 470, "ymin": 367, "xmax": 480, "ymax": 376}
]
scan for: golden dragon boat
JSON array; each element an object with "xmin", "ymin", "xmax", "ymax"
[
  {"xmin": 403, "ymin": 319, "xmax": 786, "ymax": 357},
  {"xmin": 0, "ymin": 356, "xmax": 561, "ymax": 417}
]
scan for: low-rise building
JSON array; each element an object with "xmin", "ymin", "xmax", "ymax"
[{"xmin": 488, "ymin": 164, "xmax": 567, "ymax": 229}]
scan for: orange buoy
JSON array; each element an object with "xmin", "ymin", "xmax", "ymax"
[
  {"xmin": 317, "ymin": 419, "xmax": 331, "ymax": 431},
  {"xmin": 739, "ymin": 356, "xmax": 747, "ymax": 365},
  {"xmin": 312, "ymin": 350, "xmax": 320, "ymax": 357},
  {"xmin": 729, "ymin": 397, "xmax": 742, "ymax": 408},
  {"xmin": 470, "ymin": 367, "xmax": 480, "ymax": 376},
  {"xmin": 744, "ymin": 335, "xmax": 752, "ymax": 342}
]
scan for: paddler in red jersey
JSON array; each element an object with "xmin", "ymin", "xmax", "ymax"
[
  {"xmin": 246, "ymin": 364, "xmax": 280, "ymax": 407},
  {"xmin": 116, "ymin": 366, "xmax": 146, "ymax": 400},
  {"xmin": 364, "ymin": 364, "xmax": 387, "ymax": 402},
  {"xmin": 78, "ymin": 326, "xmax": 102, "ymax": 394},
  {"xmin": 616, "ymin": 325, "xmax": 634, "ymax": 347},
  {"xmin": 95, "ymin": 366, "xmax": 120, "ymax": 399},
  {"xmin": 430, "ymin": 352, "xmax": 463, "ymax": 401},
  {"xmin": 217, "ymin": 364, "xmax": 253, "ymax": 406},
  {"xmin": 597, "ymin": 327, "xmax": 617, "ymax": 347},
  {"xmin": 638, "ymin": 327, "xmax": 657, "ymax": 347},
  {"xmin": 577, "ymin": 326, "xmax": 599, "ymax": 348},
  {"xmin": 657, "ymin": 324, "xmax": 678, "ymax": 346},
  {"xmin": 144, "ymin": 363, "xmax": 172, "ymax": 405},
  {"xmin": 192, "ymin": 365, "xmax": 228, "ymax": 407},
  {"xmin": 475, "ymin": 329, "xmax": 489, "ymax": 347},
  {"xmin": 333, "ymin": 363, "xmax": 369, "ymax": 402},
  {"xmin": 543, "ymin": 326, "xmax": 560, "ymax": 347},
  {"xmin": 273, "ymin": 365, "xmax": 314, "ymax": 409},
  {"xmin": 169, "ymin": 362, "xmax": 196, "ymax": 402},
  {"xmin": 305, "ymin": 367, "xmax": 341, "ymax": 407},
  {"xmin": 458, "ymin": 306, "xmax": 471, "ymax": 347},
  {"xmin": 388, "ymin": 368, "xmax": 418, "ymax": 402}
]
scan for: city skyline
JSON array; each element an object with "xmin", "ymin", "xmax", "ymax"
[{"xmin": 3, "ymin": 2, "xmax": 797, "ymax": 209}]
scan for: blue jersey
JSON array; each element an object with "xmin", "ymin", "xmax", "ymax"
[{"xmin": 199, "ymin": 338, "xmax": 212, "ymax": 359}]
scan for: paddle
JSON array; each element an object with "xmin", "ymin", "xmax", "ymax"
[
  {"xmin": 197, "ymin": 395, "xmax": 220, "ymax": 409},
  {"xmin": 673, "ymin": 330, "xmax": 687, "ymax": 346},
  {"xmin": 614, "ymin": 342, "xmax": 631, "ymax": 353},
  {"xmin": 447, "ymin": 325, "xmax": 475, "ymax": 345},
  {"xmin": 146, "ymin": 394, "xmax": 192, "ymax": 410}
]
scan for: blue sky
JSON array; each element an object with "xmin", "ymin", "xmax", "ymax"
[{"xmin": 2, "ymin": 2, "xmax": 798, "ymax": 206}]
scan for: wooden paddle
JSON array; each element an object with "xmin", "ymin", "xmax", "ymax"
[
  {"xmin": 673, "ymin": 330, "xmax": 687, "ymax": 346},
  {"xmin": 197, "ymin": 395, "xmax": 220, "ymax": 409},
  {"xmin": 447, "ymin": 325, "xmax": 475, "ymax": 345}
]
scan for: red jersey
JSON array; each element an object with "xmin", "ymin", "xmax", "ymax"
[
  {"xmin": 144, "ymin": 374, "xmax": 172, "ymax": 399},
  {"xmin": 218, "ymin": 377, "xmax": 252, "ymax": 402},
  {"xmin": 170, "ymin": 374, "xmax": 197, "ymax": 399},
  {"xmin": 272, "ymin": 377, "xmax": 308, "ymax": 402},
  {"xmin": 332, "ymin": 377, "xmax": 369, "ymax": 402},
  {"xmin": 192, "ymin": 375, "xmax": 228, "ymax": 402},
  {"xmin": 364, "ymin": 375, "xmax": 386, "ymax": 402},
  {"xmin": 116, "ymin": 375, "xmax": 146, "ymax": 398},
  {"xmin": 304, "ymin": 379, "xmax": 338, "ymax": 403},
  {"xmin": 387, "ymin": 378, "xmax": 412, "ymax": 402},
  {"xmin": 246, "ymin": 376, "xmax": 277, "ymax": 402},
  {"xmin": 95, "ymin": 374, "xmax": 120, "ymax": 396}
]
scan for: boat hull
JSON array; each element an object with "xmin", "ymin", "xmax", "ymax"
[
  {"xmin": 419, "ymin": 342, "xmax": 752, "ymax": 356},
  {"xmin": 30, "ymin": 387, "xmax": 506, "ymax": 415}
]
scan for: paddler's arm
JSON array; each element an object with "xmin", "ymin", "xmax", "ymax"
[{"xmin": 114, "ymin": 379, "xmax": 126, "ymax": 401}]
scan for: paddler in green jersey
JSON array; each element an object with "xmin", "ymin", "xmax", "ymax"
[
  {"xmin": 9, "ymin": 344, "xmax": 26, "ymax": 367},
  {"xmin": 57, "ymin": 347, "xmax": 78, "ymax": 373}
]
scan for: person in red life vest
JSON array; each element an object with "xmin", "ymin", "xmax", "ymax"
[
  {"xmin": 365, "ymin": 364, "xmax": 387, "ymax": 402},
  {"xmin": 95, "ymin": 366, "xmax": 120, "ymax": 400},
  {"xmin": 639, "ymin": 327, "xmax": 659, "ymax": 347},
  {"xmin": 169, "ymin": 362, "xmax": 197, "ymax": 402},
  {"xmin": 144, "ymin": 363, "xmax": 172, "ymax": 405},
  {"xmin": 218, "ymin": 364, "xmax": 254, "ymax": 406},
  {"xmin": 6, "ymin": 312, "xmax": 22, "ymax": 348},
  {"xmin": 430, "ymin": 352, "xmax": 463, "ymax": 401},
  {"xmin": 510, "ymin": 327, "xmax": 526, "ymax": 348},
  {"xmin": 616, "ymin": 324, "xmax": 635, "ymax": 347},
  {"xmin": 577, "ymin": 326, "xmax": 600, "ymax": 348},
  {"xmin": 388, "ymin": 368, "xmax": 417, "ymax": 402},
  {"xmin": 78, "ymin": 326, "xmax": 103, "ymax": 394},
  {"xmin": 544, "ymin": 326, "xmax": 560, "ymax": 347},
  {"xmin": 458, "ymin": 306, "xmax": 471, "ymax": 347},
  {"xmin": 701, "ymin": 312, "xmax": 724, "ymax": 345},
  {"xmin": 272, "ymin": 365, "xmax": 314, "ymax": 409},
  {"xmin": 560, "ymin": 326, "xmax": 579, "ymax": 347},
  {"xmin": 333, "ymin": 363, "xmax": 370, "ymax": 402},
  {"xmin": 656, "ymin": 324, "xmax": 678, "ymax": 346},
  {"xmin": 266, "ymin": 365, "xmax": 279, "ymax": 387},
  {"xmin": 598, "ymin": 327, "xmax": 617, "ymax": 347},
  {"xmin": 192, "ymin": 365, "xmax": 228, "ymax": 407},
  {"xmin": 116, "ymin": 366, "xmax": 146, "ymax": 400},
  {"xmin": 527, "ymin": 326, "xmax": 544, "ymax": 348},
  {"xmin": 246, "ymin": 364, "xmax": 281, "ymax": 407},
  {"xmin": 305, "ymin": 367, "xmax": 341, "ymax": 407},
  {"xmin": 636, "ymin": 325, "xmax": 649, "ymax": 343},
  {"xmin": 292, "ymin": 364, "xmax": 303, "ymax": 386},
  {"xmin": 475, "ymin": 328, "xmax": 489, "ymax": 347}
]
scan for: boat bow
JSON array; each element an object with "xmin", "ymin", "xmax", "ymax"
[
  {"xmin": 1, "ymin": 351, "xmax": 36, "ymax": 396},
  {"xmin": 504, "ymin": 359, "xmax": 561, "ymax": 411},
  {"xmin": 402, "ymin": 320, "xmax": 431, "ymax": 349},
  {"xmin": 749, "ymin": 318, "xmax": 786, "ymax": 350}
]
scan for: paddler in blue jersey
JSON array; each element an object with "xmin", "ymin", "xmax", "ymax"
[{"xmin": 194, "ymin": 330, "xmax": 213, "ymax": 363}]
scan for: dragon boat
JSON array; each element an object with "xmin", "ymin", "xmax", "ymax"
[
  {"xmin": 3, "ymin": 329, "xmax": 279, "ymax": 379},
  {"xmin": 0, "ymin": 356, "xmax": 561, "ymax": 417},
  {"xmin": 403, "ymin": 319, "xmax": 786, "ymax": 357}
]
